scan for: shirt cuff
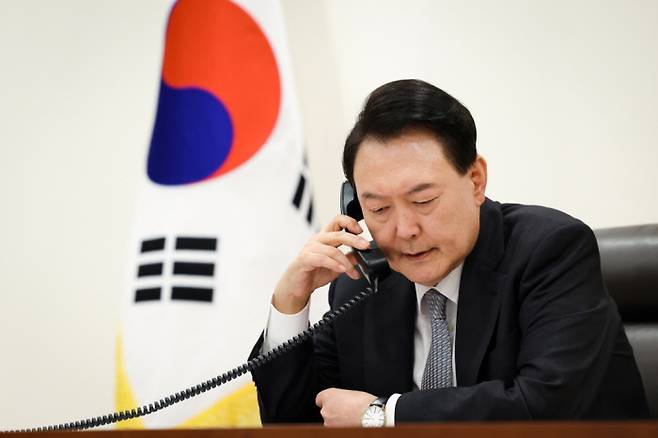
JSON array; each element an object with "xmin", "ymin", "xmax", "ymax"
[
  {"xmin": 262, "ymin": 300, "xmax": 310, "ymax": 353},
  {"xmin": 385, "ymin": 393, "xmax": 401, "ymax": 426}
]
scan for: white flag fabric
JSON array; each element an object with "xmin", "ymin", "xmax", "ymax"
[{"xmin": 116, "ymin": 0, "xmax": 313, "ymax": 428}]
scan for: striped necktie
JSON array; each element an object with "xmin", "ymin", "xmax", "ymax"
[{"xmin": 420, "ymin": 289, "xmax": 453, "ymax": 389}]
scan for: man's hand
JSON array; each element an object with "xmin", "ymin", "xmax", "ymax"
[
  {"xmin": 272, "ymin": 215, "xmax": 369, "ymax": 314},
  {"xmin": 315, "ymin": 388, "xmax": 377, "ymax": 427}
]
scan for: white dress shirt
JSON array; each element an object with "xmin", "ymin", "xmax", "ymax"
[{"xmin": 262, "ymin": 263, "xmax": 462, "ymax": 427}]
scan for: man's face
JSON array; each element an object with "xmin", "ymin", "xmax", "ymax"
[{"xmin": 353, "ymin": 128, "xmax": 487, "ymax": 286}]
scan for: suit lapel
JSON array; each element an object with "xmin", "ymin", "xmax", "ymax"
[
  {"xmin": 455, "ymin": 199, "xmax": 507, "ymax": 386},
  {"xmin": 362, "ymin": 271, "xmax": 416, "ymax": 395}
]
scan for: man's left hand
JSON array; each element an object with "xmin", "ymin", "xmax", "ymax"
[{"xmin": 315, "ymin": 388, "xmax": 377, "ymax": 427}]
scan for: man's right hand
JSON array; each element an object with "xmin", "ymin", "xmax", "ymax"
[{"xmin": 272, "ymin": 214, "xmax": 371, "ymax": 314}]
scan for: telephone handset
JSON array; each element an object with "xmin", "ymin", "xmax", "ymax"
[
  {"xmin": 7, "ymin": 183, "xmax": 391, "ymax": 433},
  {"xmin": 340, "ymin": 181, "xmax": 390, "ymax": 287}
]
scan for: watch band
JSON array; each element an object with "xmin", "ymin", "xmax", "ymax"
[{"xmin": 370, "ymin": 396, "xmax": 389, "ymax": 408}]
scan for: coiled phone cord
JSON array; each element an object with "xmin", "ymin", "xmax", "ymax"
[{"xmin": 4, "ymin": 279, "xmax": 379, "ymax": 433}]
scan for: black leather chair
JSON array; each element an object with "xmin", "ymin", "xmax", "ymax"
[{"xmin": 594, "ymin": 224, "xmax": 658, "ymax": 418}]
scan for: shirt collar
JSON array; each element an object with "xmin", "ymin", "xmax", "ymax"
[{"xmin": 414, "ymin": 263, "xmax": 463, "ymax": 311}]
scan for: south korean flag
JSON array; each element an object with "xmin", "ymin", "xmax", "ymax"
[{"xmin": 117, "ymin": 0, "xmax": 313, "ymax": 428}]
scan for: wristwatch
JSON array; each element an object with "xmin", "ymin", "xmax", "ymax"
[{"xmin": 361, "ymin": 396, "xmax": 389, "ymax": 427}]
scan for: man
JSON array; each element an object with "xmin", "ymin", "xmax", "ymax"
[{"xmin": 249, "ymin": 79, "xmax": 649, "ymax": 425}]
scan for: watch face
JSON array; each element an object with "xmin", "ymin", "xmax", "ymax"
[{"xmin": 361, "ymin": 405, "xmax": 385, "ymax": 427}]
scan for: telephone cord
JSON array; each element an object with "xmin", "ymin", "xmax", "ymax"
[{"xmin": 3, "ymin": 281, "xmax": 379, "ymax": 433}]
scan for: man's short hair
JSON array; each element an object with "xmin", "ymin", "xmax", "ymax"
[{"xmin": 342, "ymin": 79, "xmax": 477, "ymax": 185}]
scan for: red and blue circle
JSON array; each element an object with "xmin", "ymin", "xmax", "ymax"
[{"xmin": 147, "ymin": 0, "xmax": 281, "ymax": 185}]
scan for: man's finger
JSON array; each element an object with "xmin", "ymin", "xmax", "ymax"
[
  {"xmin": 307, "ymin": 244, "xmax": 360, "ymax": 278},
  {"xmin": 321, "ymin": 215, "xmax": 363, "ymax": 234},
  {"xmin": 315, "ymin": 390, "xmax": 325, "ymax": 407},
  {"xmin": 303, "ymin": 252, "xmax": 347, "ymax": 275},
  {"xmin": 316, "ymin": 230, "xmax": 370, "ymax": 251},
  {"xmin": 315, "ymin": 387, "xmax": 338, "ymax": 407}
]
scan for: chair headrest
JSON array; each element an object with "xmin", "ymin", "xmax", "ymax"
[{"xmin": 594, "ymin": 224, "xmax": 658, "ymax": 322}]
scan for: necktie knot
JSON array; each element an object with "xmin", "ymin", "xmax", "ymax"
[{"xmin": 423, "ymin": 289, "xmax": 447, "ymax": 321}]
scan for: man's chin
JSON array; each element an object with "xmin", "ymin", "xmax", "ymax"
[
  {"xmin": 392, "ymin": 262, "xmax": 444, "ymax": 286},
  {"xmin": 411, "ymin": 275, "xmax": 443, "ymax": 287}
]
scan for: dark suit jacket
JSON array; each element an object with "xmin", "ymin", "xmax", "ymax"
[{"xmin": 250, "ymin": 199, "xmax": 649, "ymax": 422}]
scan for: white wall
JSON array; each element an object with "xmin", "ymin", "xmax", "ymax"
[
  {"xmin": 1, "ymin": 0, "xmax": 657, "ymax": 430},
  {"xmin": 294, "ymin": 0, "xmax": 658, "ymax": 228},
  {"xmin": 0, "ymin": 0, "xmax": 170, "ymax": 430}
]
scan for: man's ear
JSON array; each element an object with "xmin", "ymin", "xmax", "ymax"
[{"xmin": 470, "ymin": 155, "xmax": 487, "ymax": 206}]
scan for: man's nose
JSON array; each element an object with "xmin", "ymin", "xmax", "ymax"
[{"xmin": 395, "ymin": 209, "xmax": 420, "ymax": 240}]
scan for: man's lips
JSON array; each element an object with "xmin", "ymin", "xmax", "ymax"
[{"xmin": 402, "ymin": 248, "xmax": 434, "ymax": 261}]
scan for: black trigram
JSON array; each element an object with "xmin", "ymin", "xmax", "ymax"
[
  {"xmin": 292, "ymin": 173, "xmax": 314, "ymax": 225},
  {"xmin": 134, "ymin": 236, "xmax": 218, "ymax": 303}
]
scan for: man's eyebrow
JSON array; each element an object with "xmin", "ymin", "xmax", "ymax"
[
  {"xmin": 360, "ymin": 183, "xmax": 438, "ymax": 200},
  {"xmin": 360, "ymin": 191, "xmax": 385, "ymax": 200},
  {"xmin": 405, "ymin": 183, "xmax": 437, "ymax": 195}
]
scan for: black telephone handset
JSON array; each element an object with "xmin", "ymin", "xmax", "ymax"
[
  {"xmin": 8, "ymin": 185, "xmax": 390, "ymax": 434},
  {"xmin": 340, "ymin": 181, "xmax": 390, "ymax": 287}
]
